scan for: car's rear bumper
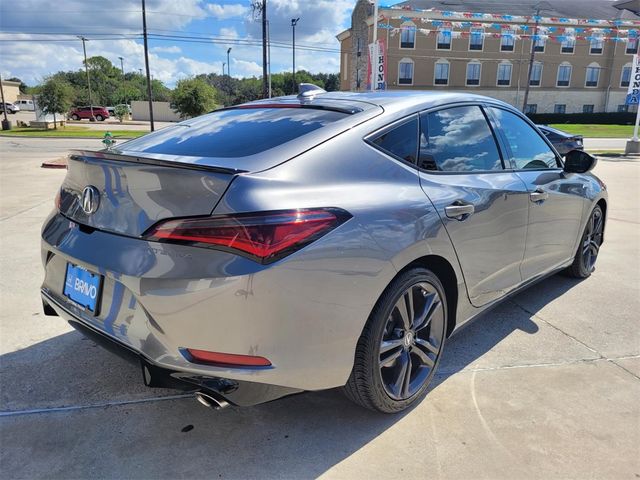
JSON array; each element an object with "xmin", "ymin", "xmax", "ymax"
[
  {"xmin": 41, "ymin": 211, "xmax": 395, "ymax": 395},
  {"xmin": 41, "ymin": 290, "xmax": 302, "ymax": 406}
]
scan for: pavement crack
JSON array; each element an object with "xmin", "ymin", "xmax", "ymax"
[
  {"xmin": 607, "ymin": 359, "xmax": 640, "ymax": 381},
  {"xmin": 509, "ymin": 300, "xmax": 603, "ymax": 357}
]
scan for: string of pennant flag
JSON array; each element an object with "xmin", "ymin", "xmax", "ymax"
[
  {"xmin": 378, "ymin": 5, "xmax": 640, "ymax": 27},
  {"xmin": 378, "ymin": 23, "xmax": 639, "ymax": 43}
]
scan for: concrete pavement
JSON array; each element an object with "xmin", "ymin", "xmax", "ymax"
[{"xmin": 0, "ymin": 137, "xmax": 638, "ymax": 479}]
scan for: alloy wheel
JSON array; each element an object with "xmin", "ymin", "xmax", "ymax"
[
  {"xmin": 582, "ymin": 208, "xmax": 603, "ymax": 273},
  {"xmin": 379, "ymin": 281, "xmax": 445, "ymax": 401}
]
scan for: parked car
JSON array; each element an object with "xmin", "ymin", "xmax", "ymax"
[
  {"xmin": 0, "ymin": 102, "xmax": 19, "ymax": 114},
  {"xmin": 14, "ymin": 99, "xmax": 35, "ymax": 111},
  {"xmin": 69, "ymin": 106, "xmax": 110, "ymax": 121},
  {"xmin": 537, "ymin": 125, "xmax": 584, "ymax": 155},
  {"xmin": 41, "ymin": 88, "xmax": 607, "ymax": 413}
]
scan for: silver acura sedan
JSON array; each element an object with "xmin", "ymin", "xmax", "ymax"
[{"xmin": 41, "ymin": 87, "xmax": 607, "ymax": 413}]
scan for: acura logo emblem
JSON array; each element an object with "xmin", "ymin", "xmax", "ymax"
[{"xmin": 81, "ymin": 186, "xmax": 100, "ymax": 215}]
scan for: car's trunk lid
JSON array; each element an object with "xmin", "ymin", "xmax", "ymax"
[{"xmin": 58, "ymin": 152, "xmax": 239, "ymax": 237}]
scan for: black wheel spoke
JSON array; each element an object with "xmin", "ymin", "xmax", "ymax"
[
  {"xmin": 415, "ymin": 337, "xmax": 439, "ymax": 357},
  {"xmin": 380, "ymin": 347, "xmax": 403, "ymax": 368},
  {"xmin": 394, "ymin": 300, "xmax": 410, "ymax": 331},
  {"xmin": 415, "ymin": 294, "xmax": 440, "ymax": 332},
  {"xmin": 391, "ymin": 352, "xmax": 410, "ymax": 397},
  {"xmin": 380, "ymin": 338, "xmax": 403, "ymax": 354},
  {"xmin": 411, "ymin": 343, "xmax": 434, "ymax": 367},
  {"xmin": 401, "ymin": 353, "xmax": 412, "ymax": 398}
]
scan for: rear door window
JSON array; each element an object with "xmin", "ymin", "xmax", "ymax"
[
  {"xmin": 121, "ymin": 107, "xmax": 350, "ymax": 158},
  {"xmin": 488, "ymin": 107, "xmax": 559, "ymax": 169},
  {"xmin": 370, "ymin": 116, "xmax": 418, "ymax": 164},
  {"xmin": 419, "ymin": 106, "xmax": 504, "ymax": 172}
]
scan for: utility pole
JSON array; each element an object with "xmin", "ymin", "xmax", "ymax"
[
  {"xmin": 267, "ymin": 20, "xmax": 272, "ymax": 97},
  {"xmin": 522, "ymin": 7, "xmax": 541, "ymax": 113},
  {"xmin": 261, "ymin": 0, "xmax": 268, "ymax": 98},
  {"xmin": 78, "ymin": 36, "xmax": 95, "ymax": 121},
  {"xmin": 118, "ymin": 56, "xmax": 127, "ymax": 109},
  {"xmin": 227, "ymin": 48, "xmax": 232, "ymax": 77},
  {"xmin": 141, "ymin": 0, "xmax": 155, "ymax": 131},
  {"xmin": 291, "ymin": 18, "xmax": 299, "ymax": 94},
  {"xmin": 0, "ymin": 73, "xmax": 10, "ymax": 130}
]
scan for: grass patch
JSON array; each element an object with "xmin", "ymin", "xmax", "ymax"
[
  {"xmin": 0, "ymin": 126, "xmax": 147, "ymax": 138},
  {"xmin": 548, "ymin": 124, "xmax": 634, "ymax": 138}
]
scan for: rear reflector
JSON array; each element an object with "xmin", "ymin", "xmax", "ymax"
[
  {"xmin": 144, "ymin": 208, "xmax": 351, "ymax": 264},
  {"xmin": 184, "ymin": 348, "xmax": 272, "ymax": 367}
]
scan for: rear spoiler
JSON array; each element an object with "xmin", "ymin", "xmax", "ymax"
[{"xmin": 69, "ymin": 150, "xmax": 248, "ymax": 175}]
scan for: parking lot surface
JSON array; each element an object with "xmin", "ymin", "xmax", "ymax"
[{"xmin": 0, "ymin": 137, "xmax": 638, "ymax": 479}]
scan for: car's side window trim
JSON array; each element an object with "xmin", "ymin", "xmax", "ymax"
[
  {"xmin": 416, "ymin": 103, "xmax": 508, "ymax": 175},
  {"xmin": 364, "ymin": 114, "xmax": 420, "ymax": 168},
  {"xmin": 484, "ymin": 104, "xmax": 564, "ymax": 171}
]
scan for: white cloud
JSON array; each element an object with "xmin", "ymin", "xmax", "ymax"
[
  {"xmin": 206, "ymin": 3, "xmax": 249, "ymax": 20},
  {"xmin": 151, "ymin": 46, "xmax": 182, "ymax": 54}
]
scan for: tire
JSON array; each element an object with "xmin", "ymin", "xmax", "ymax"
[
  {"xmin": 344, "ymin": 268, "xmax": 448, "ymax": 413},
  {"xmin": 71, "ymin": 114, "xmax": 80, "ymax": 121},
  {"xmin": 566, "ymin": 205, "xmax": 604, "ymax": 278},
  {"xmin": 95, "ymin": 115, "xmax": 104, "ymax": 122}
]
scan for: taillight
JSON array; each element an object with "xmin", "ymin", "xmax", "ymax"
[
  {"xmin": 183, "ymin": 348, "xmax": 271, "ymax": 367},
  {"xmin": 54, "ymin": 189, "xmax": 61, "ymax": 210},
  {"xmin": 144, "ymin": 208, "xmax": 351, "ymax": 264}
]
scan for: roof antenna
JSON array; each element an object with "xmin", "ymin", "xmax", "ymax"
[{"xmin": 297, "ymin": 83, "xmax": 327, "ymax": 101}]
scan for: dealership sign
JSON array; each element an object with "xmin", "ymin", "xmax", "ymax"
[
  {"xmin": 368, "ymin": 40, "xmax": 386, "ymax": 91},
  {"xmin": 626, "ymin": 54, "xmax": 639, "ymax": 105}
]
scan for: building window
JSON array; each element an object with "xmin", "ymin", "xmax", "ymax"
[
  {"xmin": 618, "ymin": 104, "xmax": 629, "ymax": 113},
  {"xmin": 529, "ymin": 62, "xmax": 542, "ymax": 86},
  {"xmin": 434, "ymin": 61, "xmax": 449, "ymax": 85},
  {"xmin": 586, "ymin": 64, "xmax": 600, "ymax": 87},
  {"xmin": 583, "ymin": 104, "xmax": 594, "ymax": 114},
  {"xmin": 626, "ymin": 37, "xmax": 638, "ymax": 55},
  {"xmin": 497, "ymin": 62, "xmax": 512, "ymax": 86},
  {"xmin": 557, "ymin": 63, "xmax": 572, "ymax": 87},
  {"xmin": 590, "ymin": 34, "xmax": 604, "ymax": 54},
  {"xmin": 534, "ymin": 36, "xmax": 545, "ymax": 52},
  {"xmin": 398, "ymin": 60, "xmax": 414, "ymax": 85},
  {"xmin": 561, "ymin": 36, "xmax": 575, "ymax": 54},
  {"xmin": 501, "ymin": 29, "xmax": 515, "ymax": 51},
  {"xmin": 466, "ymin": 62, "xmax": 481, "ymax": 86},
  {"xmin": 621, "ymin": 65, "xmax": 632, "ymax": 87},
  {"xmin": 554, "ymin": 104, "xmax": 566, "ymax": 114},
  {"xmin": 525, "ymin": 104, "xmax": 537, "ymax": 114},
  {"xmin": 437, "ymin": 29, "xmax": 451, "ymax": 50},
  {"xmin": 400, "ymin": 27, "xmax": 416, "ymax": 49},
  {"xmin": 469, "ymin": 28, "xmax": 483, "ymax": 51}
]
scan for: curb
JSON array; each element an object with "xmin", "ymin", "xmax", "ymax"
[{"xmin": 41, "ymin": 157, "xmax": 68, "ymax": 169}]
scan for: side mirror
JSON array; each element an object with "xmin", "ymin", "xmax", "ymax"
[{"xmin": 563, "ymin": 149, "xmax": 597, "ymax": 174}]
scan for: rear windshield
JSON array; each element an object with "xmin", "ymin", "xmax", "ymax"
[{"xmin": 121, "ymin": 107, "xmax": 349, "ymax": 158}]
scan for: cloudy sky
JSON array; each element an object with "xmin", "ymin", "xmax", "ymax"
[{"xmin": 0, "ymin": 0, "xmax": 402, "ymax": 87}]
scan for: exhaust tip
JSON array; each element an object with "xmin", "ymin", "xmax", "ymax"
[{"xmin": 195, "ymin": 391, "xmax": 230, "ymax": 410}]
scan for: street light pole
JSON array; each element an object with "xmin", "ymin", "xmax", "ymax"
[
  {"xmin": 223, "ymin": 62, "xmax": 226, "ymax": 76},
  {"xmin": 118, "ymin": 56, "xmax": 127, "ymax": 110},
  {"xmin": 227, "ymin": 48, "xmax": 232, "ymax": 77},
  {"xmin": 141, "ymin": 0, "xmax": 155, "ymax": 131},
  {"xmin": 291, "ymin": 17, "xmax": 299, "ymax": 94},
  {"xmin": 118, "ymin": 56, "xmax": 125, "ymax": 75},
  {"xmin": 78, "ymin": 36, "xmax": 95, "ymax": 121},
  {"xmin": 261, "ymin": 0, "xmax": 268, "ymax": 98}
]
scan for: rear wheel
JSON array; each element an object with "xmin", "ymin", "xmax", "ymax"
[
  {"xmin": 566, "ymin": 205, "xmax": 604, "ymax": 278},
  {"xmin": 95, "ymin": 114, "xmax": 104, "ymax": 122},
  {"xmin": 344, "ymin": 268, "xmax": 447, "ymax": 413},
  {"xmin": 71, "ymin": 114, "xmax": 80, "ymax": 121}
]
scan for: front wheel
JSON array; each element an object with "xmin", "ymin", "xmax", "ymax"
[
  {"xmin": 95, "ymin": 114, "xmax": 104, "ymax": 122},
  {"xmin": 566, "ymin": 205, "xmax": 604, "ymax": 278},
  {"xmin": 344, "ymin": 268, "xmax": 447, "ymax": 413}
]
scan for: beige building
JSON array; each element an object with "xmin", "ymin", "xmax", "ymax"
[
  {"xmin": 337, "ymin": 0, "xmax": 640, "ymax": 113},
  {"xmin": 0, "ymin": 80, "xmax": 21, "ymax": 104}
]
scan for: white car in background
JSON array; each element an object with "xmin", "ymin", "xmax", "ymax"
[{"xmin": 14, "ymin": 99, "xmax": 35, "ymax": 111}]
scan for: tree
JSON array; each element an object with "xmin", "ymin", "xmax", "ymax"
[
  {"xmin": 171, "ymin": 78, "xmax": 217, "ymax": 119},
  {"xmin": 37, "ymin": 77, "xmax": 74, "ymax": 128},
  {"xmin": 6, "ymin": 77, "xmax": 28, "ymax": 93}
]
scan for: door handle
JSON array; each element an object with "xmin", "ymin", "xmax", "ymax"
[
  {"xmin": 445, "ymin": 202, "xmax": 475, "ymax": 221},
  {"xmin": 529, "ymin": 189, "xmax": 549, "ymax": 203}
]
